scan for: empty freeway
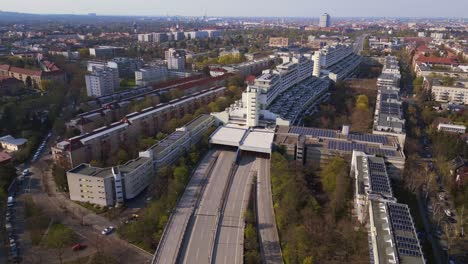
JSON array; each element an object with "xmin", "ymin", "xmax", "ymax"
[
  {"xmin": 212, "ymin": 155, "xmax": 256, "ymax": 264},
  {"xmin": 153, "ymin": 150, "xmax": 283, "ymax": 264},
  {"xmin": 180, "ymin": 150, "xmax": 237, "ymax": 264}
]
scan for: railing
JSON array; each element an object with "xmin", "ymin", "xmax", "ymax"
[{"xmin": 175, "ymin": 152, "xmax": 219, "ymax": 264}]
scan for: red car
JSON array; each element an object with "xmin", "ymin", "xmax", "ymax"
[{"xmin": 72, "ymin": 243, "xmax": 87, "ymax": 251}]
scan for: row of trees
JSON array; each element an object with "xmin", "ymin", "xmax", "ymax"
[
  {"xmin": 244, "ymin": 180, "xmax": 260, "ymax": 264},
  {"xmin": 270, "ymin": 152, "xmax": 369, "ymax": 263}
]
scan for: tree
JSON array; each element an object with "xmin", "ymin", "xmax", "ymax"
[
  {"xmin": 320, "ymin": 157, "xmax": 347, "ymax": 194},
  {"xmin": 355, "ymin": 94, "xmax": 369, "ymax": 110},
  {"xmin": 43, "ymin": 223, "xmax": 77, "ymax": 264},
  {"xmin": 117, "ymin": 149, "xmax": 130, "ymax": 164}
]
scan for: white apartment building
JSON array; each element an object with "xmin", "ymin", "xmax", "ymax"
[
  {"xmin": 437, "ymin": 123, "xmax": 466, "ymax": 134},
  {"xmin": 350, "ymin": 150, "xmax": 425, "ymax": 264},
  {"xmin": 135, "ymin": 66, "xmax": 168, "ymax": 86},
  {"xmin": 351, "ymin": 151, "xmax": 396, "ymax": 222},
  {"xmin": 67, "ymin": 157, "xmax": 153, "ymax": 207},
  {"xmin": 430, "ymin": 78, "xmax": 468, "ymax": 104},
  {"xmin": 0, "ymin": 135, "xmax": 27, "ymax": 152},
  {"xmin": 319, "ymin": 13, "xmax": 331, "ymax": 27},
  {"xmin": 66, "ymin": 115, "xmax": 214, "ymax": 206},
  {"xmin": 166, "ymin": 48, "xmax": 186, "ymax": 71},
  {"xmin": 318, "ymin": 44, "xmax": 353, "ymax": 68},
  {"xmin": 85, "ymin": 67, "xmax": 119, "ymax": 97},
  {"xmin": 212, "ymin": 55, "xmax": 330, "ymax": 127},
  {"xmin": 313, "ymin": 43, "xmax": 361, "ymax": 81}
]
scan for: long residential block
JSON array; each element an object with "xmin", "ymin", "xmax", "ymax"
[
  {"xmin": 66, "ymin": 114, "xmax": 215, "ymax": 206},
  {"xmin": 53, "ymin": 87, "xmax": 225, "ymax": 169}
]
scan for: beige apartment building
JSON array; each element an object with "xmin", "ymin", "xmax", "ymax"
[
  {"xmin": 429, "ymin": 78, "xmax": 468, "ymax": 104},
  {"xmin": 67, "ymin": 115, "xmax": 214, "ymax": 206},
  {"xmin": 269, "ymin": 37, "xmax": 289, "ymax": 48}
]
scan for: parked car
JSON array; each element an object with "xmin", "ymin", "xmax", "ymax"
[
  {"xmin": 438, "ymin": 192, "xmax": 445, "ymax": 201},
  {"xmin": 22, "ymin": 169, "xmax": 29, "ymax": 176},
  {"xmin": 101, "ymin": 226, "xmax": 115, "ymax": 235},
  {"xmin": 444, "ymin": 209, "xmax": 452, "ymax": 217},
  {"xmin": 72, "ymin": 243, "xmax": 87, "ymax": 251}
]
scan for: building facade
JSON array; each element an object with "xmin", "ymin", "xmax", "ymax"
[
  {"xmin": 85, "ymin": 67, "xmax": 119, "ymax": 97},
  {"xmin": 53, "ymin": 87, "xmax": 225, "ymax": 169},
  {"xmin": 319, "ymin": 13, "xmax": 331, "ymax": 27},
  {"xmin": 66, "ymin": 115, "xmax": 214, "ymax": 206}
]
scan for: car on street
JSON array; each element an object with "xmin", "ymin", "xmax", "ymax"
[
  {"xmin": 438, "ymin": 192, "xmax": 445, "ymax": 201},
  {"xmin": 72, "ymin": 243, "xmax": 87, "ymax": 251},
  {"xmin": 101, "ymin": 226, "xmax": 115, "ymax": 235},
  {"xmin": 444, "ymin": 209, "xmax": 452, "ymax": 217},
  {"xmin": 22, "ymin": 169, "xmax": 29, "ymax": 176}
]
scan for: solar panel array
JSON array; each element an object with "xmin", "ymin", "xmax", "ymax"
[
  {"xmin": 380, "ymin": 102, "xmax": 401, "ymax": 116},
  {"xmin": 348, "ymin": 134, "xmax": 389, "ymax": 144},
  {"xmin": 290, "ymin": 127, "xmax": 337, "ymax": 138},
  {"xmin": 367, "ymin": 147, "xmax": 397, "ymax": 157},
  {"xmin": 381, "ymin": 93, "xmax": 399, "ymax": 101},
  {"xmin": 386, "ymin": 203, "xmax": 423, "ymax": 257},
  {"xmin": 328, "ymin": 140, "xmax": 367, "ymax": 152}
]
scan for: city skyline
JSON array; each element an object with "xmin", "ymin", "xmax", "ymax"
[{"xmin": 2, "ymin": 0, "xmax": 468, "ymax": 18}]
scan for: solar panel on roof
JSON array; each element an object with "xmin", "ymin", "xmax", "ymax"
[
  {"xmin": 290, "ymin": 127, "xmax": 337, "ymax": 138},
  {"xmin": 348, "ymin": 134, "xmax": 389, "ymax": 144}
]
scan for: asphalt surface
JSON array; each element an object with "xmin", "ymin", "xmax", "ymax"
[
  {"xmin": 180, "ymin": 150, "xmax": 237, "ymax": 264},
  {"xmin": 212, "ymin": 155, "xmax": 256, "ymax": 264},
  {"xmin": 257, "ymin": 158, "xmax": 283, "ymax": 264},
  {"xmin": 20, "ymin": 156, "xmax": 152, "ymax": 263},
  {"xmin": 353, "ymin": 34, "xmax": 368, "ymax": 54},
  {"xmin": 153, "ymin": 150, "xmax": 219, "ymax": 264}
]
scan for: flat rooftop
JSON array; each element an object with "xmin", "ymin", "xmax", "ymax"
[
  {"xmin": 210, "ymin": 125, "xmax": 248, "ymax": 147},
  {"xmin": 68, "ymin": 164, "xmax": 112, "ymax": 178},
  {"xmin": 210, "ymin": 125, "xmax": 275, "ymax": 154}
]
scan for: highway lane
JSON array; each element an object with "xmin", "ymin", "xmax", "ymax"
[
  {"xmin": 180, "ymin": 150, "xmax": 237, "ymax": 264},
  {"xmin": 213, "ymin": 155, "xmax": 256, "ymax": 264},
  {"xmin": 353, "ymin": 34, "xmax": 368, "ymax": 54},
  {"xmin": 257, "ymin": 158, "xmax": 283, "ymax": 264},
  {"xmin": 153, "ymin": 150, "xmax": 219, "ymax": 264}
]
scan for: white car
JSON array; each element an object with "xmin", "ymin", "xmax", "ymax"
[
  {"xmin": 22, "ymin": 169, "xmax": 29, "ymax": 176},
  {"xmin": 101, "ymin": 226, "xmax": 115, "ymax": 235},
  {"xmin": 444, "ymin": 209, "xmax": 452, "ymax": 217}
]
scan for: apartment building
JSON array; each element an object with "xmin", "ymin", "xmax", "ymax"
[
  {"xmin": 429, "ymin": 78, "xmax": 468, "ymax": 104},
  {"xmin": 85, "ymin": 67, "xmax": 119, "ymax": 97},
  {"xmin": 275, "ymin": 125, "xmax": 406, "ymax": 177},
  {"xmin": 89, "ymin": 46, "xmax": 124, "ymax": 58},
  {"xmin": 313, "ymin": 43, "xmax": 362, "ymax": 81},
  {"xmin": 319, "ymin": 13, "xmax": 331, "ymax": 27},
  {"xmin": 212, "ymin": 55, "xmax": 324, "ymax": 127},
  {"xmin": 0, "ymin": 135, "xmax": 27, "ymax": 152},
  {"xmin": 111, "ymin": 57, "xmax": 143, "ymax": 78},
  {"xmin": 269, "ymin": 37, "xmax": 289, "ymax": 48},
  {"xmin": 53, "ymin": 87, "xmax": 226, "ymax": 169},
  {"xmin": 69, "ymin": 74, "xmax": 230, "ymax": 133},
  {"xmin": 373, "ymin": 56, "xmax": 406, "ymax": 146},
  {"xmin": 135, "ymin": 66, "xmax": 168, "ymax": 86},
  {"xmin": 166, "ymin": 48, "xmax": 186, "ymax": 71},
  {"xmin": 67, "ymin": 115, "xmax": 214, "ymax": 206},
  {"xmin": 350, "ymin": 151, "xmax": 425, "ymax": 264},
  {"xmin": 437, "ymin": 123, "xmax": 466, "ymax": 134},
  {"xmin": 0, "ymin": 64, "xmax": 66, "ymax": 89}
]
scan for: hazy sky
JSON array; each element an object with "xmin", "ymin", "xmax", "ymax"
[{"xmin": 2, "ymin": 0, "xmax": 467, "ymax": 18}]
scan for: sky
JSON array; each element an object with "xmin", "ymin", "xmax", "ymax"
[{"xmin": 2, "ymin": 0, "xmax": 467, "ymax": 18}]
